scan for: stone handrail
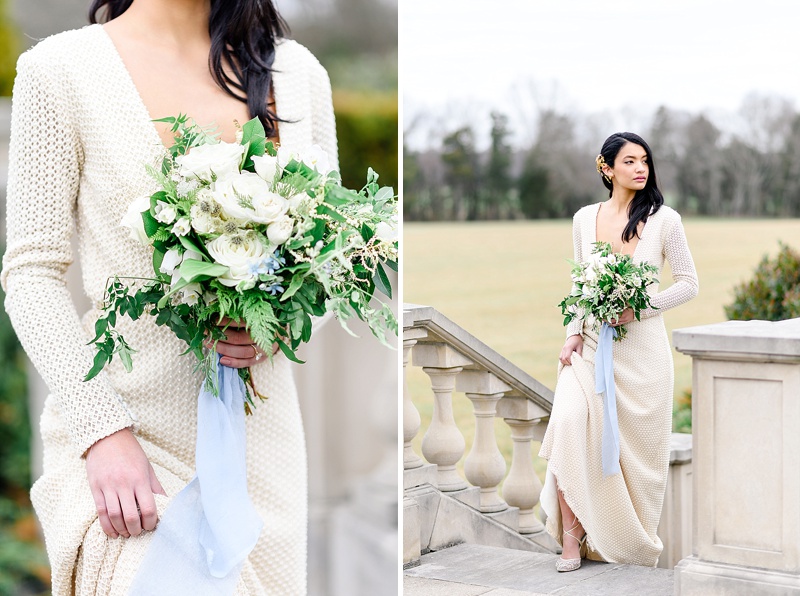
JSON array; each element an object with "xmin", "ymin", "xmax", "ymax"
[{"xmin": 403, "ymin": 303, "xmax": 554, "ymax": 536}]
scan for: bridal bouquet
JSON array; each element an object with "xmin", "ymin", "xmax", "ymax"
[
  {"xmin": 558, "ymin": 241, "xmax": 658, "ymax": 340},
  {"xmin": 84, "ymin": 115, "xmax": 398, "ymax": 409}
]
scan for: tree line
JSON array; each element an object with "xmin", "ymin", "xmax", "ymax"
[{"xmin": 404, "ymin": 96, "xmax": 800, "ymax": 220}]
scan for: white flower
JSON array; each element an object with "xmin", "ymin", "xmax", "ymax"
[
  {"xmin": 120, "ymin": 194, "xmax": 152, "ymax": 244},
  {"xmin": 375, "ymin": 220, "xmax": 398, "ymax": 243},
  {"xmin": 179, "ymin": 283, "xmax": 202, "ymax": 306},
  {"xmin": 160, "ymin": 248, "xmax": 183, "ymax": 275},
  {"xmin": 251, "ymin": 154, "xmax": 280, "ymax": 185},
  {"xmin": 190, "ymin": 203, "xmax": 222, "ymax": 235},
  {"xmin": 172, "ymin": 217, "xmax": 191, "ymax": 237},
  {"xmin": 278, "ymin": 144, "xmax": 335, "ymax": 175},
  {"xmin": 584, "ymin": 265, "xmax": 598, "ymax": 282},
  {"xmin": 175, "ymin": 142, "xmax": 244, "ymax": 183},
  {"xmin": 287, "ymin": 192, "xmax": 309, "ymax": 212},
  {"xmin": 206, "ymin": 232, "xmax": 268, "ymax": 288},
  {"xmin": 213, "ymin": 172, "xmax": 288, "ymax": 224},
  {"xmin": 154, "ymin": 201, "xmax": 177, "ymax": 224},
  {"xmin": 267, "ymin": 215, "xmax": 294, "ymax": 245}
]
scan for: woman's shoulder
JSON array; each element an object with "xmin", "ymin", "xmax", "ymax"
[
  {"xmin": 274, "ymin": 38, "xmax": 330, "ymax": 79},
  {"xmin": 18, "ymin": 25, "xmax": 100, "ymax": 70},
  {"xmin": 572, "ymin": 202, "xmax": 600, "ymax": 222},
  {"xmin": 650, "ymin": 204, "xmax": 682, "ymax": 227}
]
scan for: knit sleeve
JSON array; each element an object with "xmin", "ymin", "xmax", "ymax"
[
  {"xmin": 309, "ymin": 59, "xmax": 339, "ymax": 171},
  {"xmin": 566, "ymin": 211, "xmax": 584, "ymax": 338},
  {"xmin": 640, "ymin": 215, "xmax": 699, "ymax": 319},
  {"xmin": 1, "ymin": 51, "xmax": 135, "ymax": 455}
]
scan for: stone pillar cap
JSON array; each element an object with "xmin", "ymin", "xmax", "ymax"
[{"xmin": 673, "ymin": 318, "xmax": 800, "ymax": 361}]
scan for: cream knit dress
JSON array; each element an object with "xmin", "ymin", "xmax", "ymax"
[
  {"xmin": 2, "ymin": 24, "xmax": 337, "ymax": 595},
  {"xmin": 538, "ymin": 202, "xmax": 699, "ymax": 567}
]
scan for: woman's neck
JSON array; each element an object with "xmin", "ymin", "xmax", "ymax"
[
  {"xmin": 606, "ymin": 188, "xmax": 636, "ymax": 215},
  {"xmin": 115, "ymin": 0, "xmax": 211, "ymax": 47}
]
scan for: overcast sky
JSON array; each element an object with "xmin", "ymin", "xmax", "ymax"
[{"xmin": 401, "ymin": 0, "xmax": 800, "ymax": 148}]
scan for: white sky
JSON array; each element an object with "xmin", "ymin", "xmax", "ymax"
[{"xmin": 401, "ymin": 0, "xmax": 800, "ymax": 148}]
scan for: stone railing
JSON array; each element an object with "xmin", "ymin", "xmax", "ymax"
[
  {"xmin": 403, "ymin": 304, "xmax": 554, "ymax": 546},
  {"xmin": 404, "ymin": 303, "xmax": 693, "ymax": 570}
]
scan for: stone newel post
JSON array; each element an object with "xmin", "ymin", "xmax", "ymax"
[{"xmin": 673, "ymin": 318, "xmax": 800, "ymax": 595}]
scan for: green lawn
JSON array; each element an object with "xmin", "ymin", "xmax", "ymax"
[{"xmin": 404, "ymin": 217, "xmax": 800, "ymax": 482}]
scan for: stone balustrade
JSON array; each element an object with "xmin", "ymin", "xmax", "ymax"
[{"xmin": 403, "ymin": 303, "xmax": 555, "ymax": 562}]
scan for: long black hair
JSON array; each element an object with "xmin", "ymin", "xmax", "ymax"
[
  {"xmin": 598, "ymin": 132, "xmax": 664, "ymax": 243},
  {"xmin": 89, "ymin": 0, "xmax": 289, "ymax": 137}
]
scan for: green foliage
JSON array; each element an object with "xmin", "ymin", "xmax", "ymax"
[
  {"xmin": 725, "ymin": 242, "xmax": 800, "ymax": 321},
  {"xmin": 333, "ymin": 91, "xmax": 398, "ymax": 193},
  {"xmin": 0, "ymin": 0, "xmax": 19, "ymax": 97},
  {"xmin": 672, "ymin": 388, "xmax": 692, "ymax": 433}
]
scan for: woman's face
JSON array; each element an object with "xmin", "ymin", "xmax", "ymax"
[{"xmin": 604, "ymin": 142, "xmax": 648, "ymax": 192}]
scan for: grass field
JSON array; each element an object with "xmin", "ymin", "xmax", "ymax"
[{"xmin": 404, "ymin": 217, "xmax": 800, "ymax": 480}]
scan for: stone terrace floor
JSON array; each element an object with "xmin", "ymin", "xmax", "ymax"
[{"xmin": 404, "ymin": 544, "xmax": 674, "ymax": 596}]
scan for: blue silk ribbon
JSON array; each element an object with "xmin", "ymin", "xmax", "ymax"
[
  {"xmin": 129, "ymin": 355, "xmax": 262, "ymax": 594},
  {"xmin": 595, "ymin": 323, "xmax": 621, "ymax": 477}
]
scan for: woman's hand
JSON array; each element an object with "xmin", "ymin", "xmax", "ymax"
[
  {"xmin": 214, "ymin": 317, "xmax": 279, "ymax": 368},
  {"xmin": 85, "ymin": 428, "xmax": 166, "ymax": 539},
  {"xmin": 609, "ymin": 308, "xmax": 634, "ymax": 327},
  {"xmin": 559, "ymin": 334, "xmax": 584, "ymax": 366}
]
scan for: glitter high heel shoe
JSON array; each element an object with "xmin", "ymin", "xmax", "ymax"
[{"xmin": 555, "ymin": 519, "xmax": 587, "ymax": 572}]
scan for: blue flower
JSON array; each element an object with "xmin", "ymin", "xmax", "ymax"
[
  {"xmin": 266, "ymin": 283, "xmax": 284, "ymax": 296},
  {"xmin": 248, "ymin": 251, "xmax": 286, "ymax": 276}
]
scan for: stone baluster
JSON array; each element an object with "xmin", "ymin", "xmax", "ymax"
[
  {"xmin": 498, "ymin": 396, "xmax": 551, "ymax": 534},
  {"xmin": 403, "ymin": 328, "xmax": 427, "ymax": 470},
  {"xmin": 414, "ymin": 343, "xmax": 472, "ymax": 491},
  {"xmin": 457, "ymin": 370, "xmax": 510, "ymax": 513},
  {"xmin": 503, "ymin": 419, "xmax": 544, "ymax": 533}
]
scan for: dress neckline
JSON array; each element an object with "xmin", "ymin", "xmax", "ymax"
[{"xmin": 592, "ymin": 201, "xmax": 650, "ymax": 262}]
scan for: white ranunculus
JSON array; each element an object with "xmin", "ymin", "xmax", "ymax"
[
  {"xmin": 251, "ymin": 154, "xmax": 280, "ymax": 185},
  {"xmin": 154, "ymin": 201, "xmax": 177, "ymax": 224},
  {"xmin": 172, "ymin": 217, "xmax": 191, "ymax": 237},
  {"xmin": 375, "ymin": 220, "xmax": 397, "ymax": 243},
  {"xmin": 267, "ymin": 215, "xmax": 294, "ymax": 245},
  {"xmin": 213, "ymin": 172, "xmax": 288, "ymax": 224},
  {"xmin": 175, "ymin": 142, "xmax": 245, "ymax": 183},
  {"xmin": 206, "ymin": 232, "xmax": 268, "ymax": 288},
  {"xmin": 120, "ymin": 194, "xmax": 152, "ymax": 244},
  {"xmin": 160, "ymin": 248, "xmax": 183, "ymax": 275}
]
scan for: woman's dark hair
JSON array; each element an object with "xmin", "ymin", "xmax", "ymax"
[
  {"xmin": 598, "ymin": 132, "xmax": 664, "ymax": 243},
  {"xmin": 89, "ymin": 1, "xmax": 289, "ymax": 137}
]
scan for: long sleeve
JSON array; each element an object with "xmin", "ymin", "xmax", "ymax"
[
  {"xmin": 566, "ymin": 211, "xmax": 584, "ymax": 338},
  {"xmin": 640, "ymin": 215, "xmax": 699, "ymax": 319},
  {"xmin": 309, "ymin": 59, "xmax": 338, "ymax": 171},
  {"xmin": 1, "ymin": 51, "xmax": 135, "ymax": 455}
]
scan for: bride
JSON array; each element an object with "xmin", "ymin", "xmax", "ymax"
[
  {"xmin": 2, "ymin": 0, "xmax": 336, "ymax": 593},
  {"xmin": 538, "ymin": 132, "xmax": 699, "ymax": 570}
]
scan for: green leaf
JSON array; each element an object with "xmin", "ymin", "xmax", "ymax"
[
  {"xmin": 280, "ymin": 274, "xmax": 305, "ymax": 301},
  {"xmin": 374, "ymin": 263, "xmax": 392, "ymax": 299},
  {"xmin": 84, "ymin": 350, "xmax": 110, "ymax": 382},
  {"xmin": 374, "ymin": 186, "xmax": 394, "ymax": 202},
  {"xmin": 91, "ymin": 317, "xmax": 108, "ymax": 343},
  {"xmin": 179, "ymin": 235, "xmax": 207, "ymax": 256},
  {"xmin": 178, "ymin": 259, "xmax": 230, "ymax": 283},
  {"xmin": 152, "ymin": 247, "xmax": 165, "ymax": 275},
  {"xmin": 118, "ymin": 345, "xmax": 134, "ymax": 373},
  {"xmin": 276, "ymin": 338, "xmax": 305, "ymax": 364},
  {"xmin": 317, "ymin": 204, "xmax": 347, "ymax": 223},
  {"xmin": 385, "ymin": 259, "xmax": 398, "ymax": 272},
  {"xmin": 142, "ymin": 210, "xmax": 161, "ymax": 238},
  {"xmin": 360, "ymin": 223, "xmax": 375, "ymax": 243}
]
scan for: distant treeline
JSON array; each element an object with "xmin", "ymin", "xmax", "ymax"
[{"xmin": 404, "ymin": 99, "xmax": 800, "ymax": 220}]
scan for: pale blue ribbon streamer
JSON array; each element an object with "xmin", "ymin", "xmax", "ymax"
[
  {"xmin": 129, "ymin": 355, "xmax": 263, "ymax": 594},
  {"xmin": 595, "ymin": 323, "xmax": 621, "ymax": 477}
]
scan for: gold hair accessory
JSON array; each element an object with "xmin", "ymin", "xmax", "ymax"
[{"xmin": 595, "ymin": 154, "xmax": 611, "ymax": 181}]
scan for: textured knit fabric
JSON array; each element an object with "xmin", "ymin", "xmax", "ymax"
[
  {"xmin": 539, "ymin": 202, "xmax": 698, "ymax": 567},
  {"xmin": 2, "ymin": 24, "xmax": 337, "ymax": 595}
]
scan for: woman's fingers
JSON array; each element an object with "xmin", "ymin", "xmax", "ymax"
[
  {"xmin": 91, "ymin": 489, "xmax": 118, "ymax": 538},
  {"xmin": 119, "ymin": 490, "xmax": 143, "ymax": 537},
  {"xmin": 149, "ymin": 463, "xmax": 167, "ymax": 497},
  {"xmin": 136, "ymin": 485, "xmax": 159, "ymax": 533},
  {"xmin": 103, "ymin": 489, "xmax": 129, "ymax": 538}
]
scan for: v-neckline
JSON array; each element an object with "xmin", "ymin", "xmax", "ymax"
[
  {"xmin": 592, "ymin": 201, "xmax": 649, "ymax": 262},
  {"xmin": 94, "ymin": 24, "xmax": 169, "ymax": 156},
  {"xmin": 94, "ymin": 23, "xmax": 283, "ymax": 155}
]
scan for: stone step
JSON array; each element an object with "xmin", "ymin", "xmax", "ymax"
[{"xmin": 404, "ymin": 543, "xmax": 674, "ymax": 596}]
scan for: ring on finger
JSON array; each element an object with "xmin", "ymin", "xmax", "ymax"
[{"xmin": 251, "ymin": 344, "xmax": 263, "ymax": 361}]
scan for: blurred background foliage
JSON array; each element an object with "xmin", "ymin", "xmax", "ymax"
[{"xmin": 0, "ymin": 0, "xmax": 396, "ymax": 592}]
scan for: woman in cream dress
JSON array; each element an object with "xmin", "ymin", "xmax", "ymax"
[
  {"xmin": 539, "ymin": 132, "xmax": 699, "ymax": 570},
  {"xmin": 2, "ymin": 0, "xmax": 336, "ymax": 593}
]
